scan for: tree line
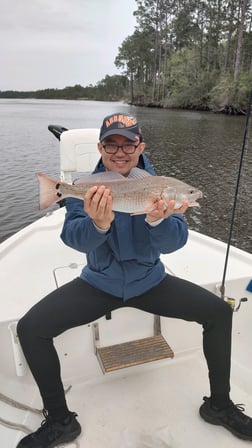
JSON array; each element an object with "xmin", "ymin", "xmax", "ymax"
[
  {"xmin": 115, "ymin": 0, "xmax": 252, "ymax": 112},
  {"xmin": 0, "ymin": 75, "xmax": 129, "ymax": 102},
  {"xmin": 1, "ymin": 0, "xmax": 252, "ymax": 112}
]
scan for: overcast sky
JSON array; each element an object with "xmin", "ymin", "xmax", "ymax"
[{"xmin": 1, "ymin": 0, "xmax": 137, "ymax": 91}]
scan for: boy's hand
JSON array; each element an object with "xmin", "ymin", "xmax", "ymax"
[
  {"xmin": 146, "ymin": 200, "xmax": 189, "ymax": 223},
  {"xmin": 84, "ymin": 186, "xmax": 115, "ymax": 230}
]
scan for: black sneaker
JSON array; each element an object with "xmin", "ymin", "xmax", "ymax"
[
  {"xmin": 199, "ymin": 396, "xmax": 252, "ymax": 440},
  {"xmin": 16, "ymin": 410, "xmax": 81, "ymax": 448}
]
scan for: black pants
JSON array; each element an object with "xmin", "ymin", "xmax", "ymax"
[{"xmin": 17, "ymin": 275, "xmax": 233, "ymax": 413}]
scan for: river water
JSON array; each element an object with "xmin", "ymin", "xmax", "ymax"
[{"xmin": 0, "ymin": 99, "xmax": 251, "ymax": 253}]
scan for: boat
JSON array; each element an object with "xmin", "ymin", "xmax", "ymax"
[{"xmin": 1, "ymin": 125, "xmax": 252, "ymax": 448}]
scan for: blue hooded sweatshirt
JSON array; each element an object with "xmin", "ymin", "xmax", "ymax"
[{"xmin": 61, "ymin": 154, "xmax": 188, "ymax": 301}]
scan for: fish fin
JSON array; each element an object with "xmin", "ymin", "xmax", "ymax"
[
  {"xmin": 75, "ymin": 171, "xmax": 125, "ymax": 184},
  {"xmin": 127, "ymin": 167, "xmax": 153, "ymax": 179},
  {"xmin": 130, "ymin": 210, "xmax": 154, "ymax": 216},
  {"xmin": 36, "ymin": 173, "xmax": 62, "ymax": 209},
  {"xmin": 130, "ymin": 204, "xmax": 156, "ymax": 216},
  {"xmin": 130, "ymin": 211, "xmax": 148, "ymax": 216}
]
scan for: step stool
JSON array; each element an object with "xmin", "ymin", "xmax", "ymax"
[{"xmin": 92, "ymin": 315, "xmax": 174, "ymax": 373}]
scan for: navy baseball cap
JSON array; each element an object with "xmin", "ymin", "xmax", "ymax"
[{"xmin": 99, "ymin": 113, "xmax": 143, "ymax": 142}]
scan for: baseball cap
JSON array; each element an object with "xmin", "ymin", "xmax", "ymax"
[{"xmin": 99, "ymin": 113, "xmax": 143, "ymax": 142}]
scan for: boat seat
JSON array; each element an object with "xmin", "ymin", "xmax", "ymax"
[
  {"xmin": 60, "ymin": 128, "xmax": 100, "ymax": 182},
  {"xmin": 59, "ymin": 129, "xmax": 174, "ymax": 373}
]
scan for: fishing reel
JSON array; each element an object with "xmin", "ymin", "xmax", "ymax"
[
  {"xmin": 223, "ymin": 296, "xmax": 247, "ymax": 312},
  {"xmin": 216, "ymin": 284, "xmax": 248, "ymax": 312}
]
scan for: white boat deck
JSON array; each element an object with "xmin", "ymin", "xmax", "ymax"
[{"xmin": 2, "ymin": 338, "xmax": 252, "ymax": 447}]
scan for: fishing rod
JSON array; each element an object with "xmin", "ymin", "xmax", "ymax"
[{"xmin": 220, "ymin": 89, "xmax": 252, "ymax": 301}]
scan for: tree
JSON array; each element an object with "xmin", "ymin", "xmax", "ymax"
[
  {"xmin": 234, "ymin": 0, "xmax": 250, "ymax": 81},
  {"xmin": 115, "ymin": 29, "xmax": 156, "ymax": 103}
]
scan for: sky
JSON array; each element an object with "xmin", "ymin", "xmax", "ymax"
[{"xmin": 0, "ymin": 0, "xmax": 137, "ymax": 91}]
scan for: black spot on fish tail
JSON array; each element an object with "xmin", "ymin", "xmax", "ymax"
[
  {"xmin": 56, "ymin": 183, "xmax": 61, "ymax": 190},
  {"xmin": 57, "ymin": 192, "xmax": 62, "ymax": 198}
]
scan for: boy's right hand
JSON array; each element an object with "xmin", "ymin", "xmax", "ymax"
[{"xmin": 84, "ymin": 185, "xmax": 115, "ymax": 230}]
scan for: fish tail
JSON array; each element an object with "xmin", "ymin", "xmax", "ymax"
[{"xmin": 36, "ymin": 173, "xmax": 63, "ymax": 209}]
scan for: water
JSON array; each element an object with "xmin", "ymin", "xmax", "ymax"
[{"xmin": 0, "ymin": 99, "xmax": 251, "ymax": 253}]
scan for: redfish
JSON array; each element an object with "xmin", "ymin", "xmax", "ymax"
[{"xmin": 37, "ymin": 167, "xmax": 202, "ymax": 214}]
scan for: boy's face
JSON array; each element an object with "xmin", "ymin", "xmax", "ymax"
[{"xmin": 98, "ymin": 134, "xmax": 145, "ymax": 176}]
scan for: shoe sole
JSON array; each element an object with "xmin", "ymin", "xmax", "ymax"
[{"xmin": 200, "ymin": 406, "xmax": 252, "ymax": 441}]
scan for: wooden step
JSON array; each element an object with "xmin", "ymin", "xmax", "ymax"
[{"xmin": 96, "ymin": 335, "xmax": 174, "ymax": 373}]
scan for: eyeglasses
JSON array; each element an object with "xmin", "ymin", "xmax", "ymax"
[{"xmin": 102, "ymin": 143, "xmax": 140, "ymax": 154}]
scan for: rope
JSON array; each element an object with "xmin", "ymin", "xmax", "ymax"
[
  {"xmin": 0, "ymin": 386, "xmax": 71, "ymax": 415},
  {"xmin": 0, "ymin": 416, "xmax": 31, "ymax": 434},
  {"xmin": 0, "ymin": 392, "xmax": 42, "ymax": 415}
]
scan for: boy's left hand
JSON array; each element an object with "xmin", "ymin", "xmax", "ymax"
[{"xmin": 146, "ymin": 199, "xmax": 189, "ymax": 223}]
